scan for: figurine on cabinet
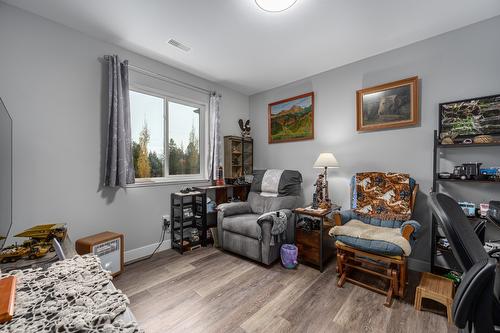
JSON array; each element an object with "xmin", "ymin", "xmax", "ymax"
[
  {"xmin": 313, "ymin": 174, "xmax": 331, "ymax": 210},
  {"xmin": 314, "ymin": 174, "xmax": 325, "ymax": 203},
  {"xmin": 238, "ymin": 119, "xmax": 251, "ymax": 138}
]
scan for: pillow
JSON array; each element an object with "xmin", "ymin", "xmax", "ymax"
[
  {"xmin": 354, "ymin": 172, "xmax": 412, "ymax": 221},
  {"xmin": 351, "ymin": 176, "xmax": 416, "ymax": 209}
]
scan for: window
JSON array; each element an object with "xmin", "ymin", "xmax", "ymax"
[{"xmin": 130, "ymin": 89, "xmax": 205, "ymax": 184}]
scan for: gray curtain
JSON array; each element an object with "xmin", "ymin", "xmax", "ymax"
[
  {"xmin": 208, "ymin": 93, "xmax": 221, "ymax": 181},
  {"xmin": 104, "ymin": 55, "xmax": 135, "ymax": 187}
]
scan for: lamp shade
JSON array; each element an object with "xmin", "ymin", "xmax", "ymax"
[{"xmin": 313, "ymin": 153, "xmax": 339, "ymax": 168}]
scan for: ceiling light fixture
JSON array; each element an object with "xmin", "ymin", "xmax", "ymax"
[{"xmin": 255, "ymin": 0, "xmax": 298, "ymax": 12}]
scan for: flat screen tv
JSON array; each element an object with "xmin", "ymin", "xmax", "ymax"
[
  {"xmin": 0, "ymin": 98, "xmax": 12, "ymax": 249},
  {"xmin": 439, "ymin": 94, "xmax": 500, "ymax": 139}
]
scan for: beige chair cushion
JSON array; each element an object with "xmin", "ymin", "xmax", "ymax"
[{"xmin": 330, "ymin": 219, "xmax": 411, "ymax": 256}]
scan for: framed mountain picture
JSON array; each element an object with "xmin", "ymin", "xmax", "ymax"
[
  {"xmin": 268, "ymin": 92, "xmax": 314, "ymax": 144},
  {"xmin": 356, "ymin": 76, "xmax": 419, "ymax": 131}
]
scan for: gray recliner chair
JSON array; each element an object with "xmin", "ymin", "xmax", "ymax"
[{"xmin": 217, "ymin": 169, "xmax": 303, "ymax": 265}]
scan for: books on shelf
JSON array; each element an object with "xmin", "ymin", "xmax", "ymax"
[{"xmin": 183, "ymin": 208, "xmax": 193, "ymax": 218}]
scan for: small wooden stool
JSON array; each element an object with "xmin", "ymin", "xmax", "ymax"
[{"xmin": 414, "ymin": 272, "xmax": 454, "ymax": 323}]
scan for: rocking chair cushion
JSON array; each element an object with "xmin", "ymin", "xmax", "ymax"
[
  {"xmin": 336, "ymin": 210, "xmax": 404, "ymax": 228},
  {"xmin": 334, "ymin": 210, "xmax": 421, "ymax": 248},
  {"xmin": 329, "ymin": 219, "xmax": 412, "ymax": 256}
]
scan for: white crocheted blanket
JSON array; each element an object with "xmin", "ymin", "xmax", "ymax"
[{"xmin": 0, "ymin": 254, "xmax": 142, "ymax": 333}]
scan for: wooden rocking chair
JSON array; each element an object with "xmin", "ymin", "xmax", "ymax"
[{"xmin": 332, "ymin": 175, "xmax": 420, "ymax": 307}]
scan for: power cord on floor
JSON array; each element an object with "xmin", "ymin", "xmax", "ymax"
[{"xmin": 124, "ymin": 221, "xmax": 168, "ymax": 266}]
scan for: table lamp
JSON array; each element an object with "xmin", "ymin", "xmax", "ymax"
[{"xmin": 313, "ymin": 153, "xmax": 339, "ymax": 209}]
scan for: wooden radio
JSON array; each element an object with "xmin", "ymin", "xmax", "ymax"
[{"xmin": 75, "ymin": 231, "xmax": 124, "ymax": 276}]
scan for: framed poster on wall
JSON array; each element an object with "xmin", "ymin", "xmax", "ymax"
[
  {"xmin": 356, "ymin": 76, "xmax": 419, "ymax": 132},
  {"xmin": 268, "ymin": 92, "xmax": 314, "ymax": 144}
]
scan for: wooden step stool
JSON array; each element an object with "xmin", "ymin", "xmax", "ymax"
[{"xmin": 414, "ymin": 272, "xmax": 455, "ymax": 323}]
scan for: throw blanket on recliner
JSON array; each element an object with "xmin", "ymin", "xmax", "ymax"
[
  {"xmin": 355, "ymin": 172, "xmax": 412, "ymax": 221},
  {"xmin": 257, "ymin": 210, "xmax": 288, "ymax": 246}
]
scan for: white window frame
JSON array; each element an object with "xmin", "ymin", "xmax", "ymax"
[{"xmin": 128, "ymin": 84, "xmax": 208, "ymax": 186}]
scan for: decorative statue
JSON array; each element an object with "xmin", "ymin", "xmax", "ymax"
[
  {"xmin": 238, "ymin": 119, "xmax": 251, "ymax": 138},
  {"xmin": 313, "ymin": 173, "xmax": 331, "ymax": 210},
  {"xmin": 314, "ymin": 174, "xmax": 325, "ymax": 203}
]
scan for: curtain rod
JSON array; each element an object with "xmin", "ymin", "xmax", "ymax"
[{"xmin": 103, "ymin": 55, "xmax": 213, "ymax": 95}]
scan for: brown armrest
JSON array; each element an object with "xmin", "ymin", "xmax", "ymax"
[
  {"xmin": 401, "ymin": 224, "xmax": 415, "ymax": 241},
  {"xmin": 333, "ymin": 212, "xmax": 342, "ymax": 226}
]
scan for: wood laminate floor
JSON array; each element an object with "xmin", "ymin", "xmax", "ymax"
[{"xmin": 114, "ymin": 247, "xmax": 457, "ymax": 333}]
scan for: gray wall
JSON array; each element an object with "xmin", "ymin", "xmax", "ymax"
[
  {"xmin": 0, "ymin": 99, "xmax": 12, "ymax": 248},
  {"xmin": 0, "ymin": 3, "xmax": 249, "ymax": 257},
  {"xmin": 250, "ymin": 16, "xmax": 500, "ymax": 270},
  {"xmin": 2, "ymin": 1, "xmax": 499, "ymax": 267}
]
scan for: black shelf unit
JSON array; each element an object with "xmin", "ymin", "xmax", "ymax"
[
  {"xmin": 431, "ymin": 130, "xmax": 500, "ymax": 272},
  {"xmin": 437, "ymin": 142, "xmax": 500, "ymax": 149},
  {"xmin": 436, "ymin": 178, "xmax": 500, "ymax": 184},
  {"xmin": 170, "ymin": 191, "xmax": 208, "ymax": 254}
]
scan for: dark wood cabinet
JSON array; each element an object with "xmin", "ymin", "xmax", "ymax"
[
  {"xmin": 296, "ymin": 229, "xmax": 321, "ymax": 264},
  {"xmin": 293, "ymin": 207, "xmax": 339, "ymax": 272}
]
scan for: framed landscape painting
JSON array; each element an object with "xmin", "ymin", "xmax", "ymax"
[
  {"xmin": 356, "ymin": 76, "xmax": 419, "ymax": 131},
  {"xmin": 268, "ymin": 92, "xmax": 314, "ymax": 144}
]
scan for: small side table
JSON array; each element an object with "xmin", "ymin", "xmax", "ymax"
[
  {"xmin": 414, "ymin": 272, "xmax": 455, "ymax": 323},
  {"xmin": 293, "ymin": 205, "xmax": 340, "ymax": 272}
]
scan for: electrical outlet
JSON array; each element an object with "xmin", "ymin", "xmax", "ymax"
[{"xmin": 162, "ymin": 215, "xmax": 170, "ymax": 231}]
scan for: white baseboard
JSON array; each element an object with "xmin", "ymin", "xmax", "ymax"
[{"xmin": 124, "ymin": 239, "xmax": 171, "ymax": 263}]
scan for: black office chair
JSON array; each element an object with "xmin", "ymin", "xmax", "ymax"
[{"xmin": 429, "ymin": 193, "xmax": 500, "ymax": 333}]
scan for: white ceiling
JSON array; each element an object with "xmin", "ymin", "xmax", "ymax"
[{"xmin": 4, "ymin": 0, "xmax": 500, "ymax": 95}]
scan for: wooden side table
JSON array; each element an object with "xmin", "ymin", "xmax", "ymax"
[
  {"xmin": 414, "ymin": 272, "xmax": 455, "ymax": 323},
  {"xmin": 293, "ymin": 205, "xmax": 340, "ymax": 272},
  {"xmin": 193, "ymin": 183, "xmax": 251, "ymax": 205},
  {"xmin": 194, "ymin": 184, "xmax": 251, "ymax": 228}
]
